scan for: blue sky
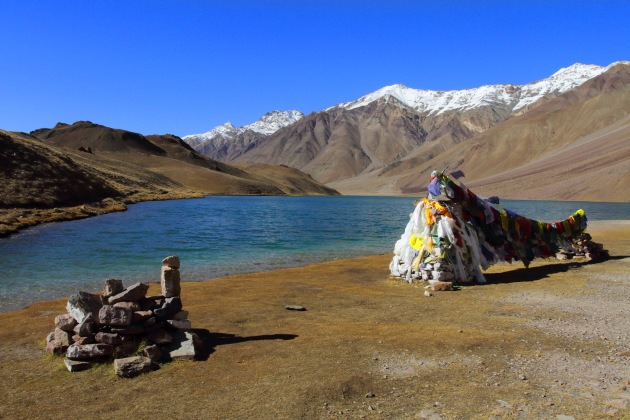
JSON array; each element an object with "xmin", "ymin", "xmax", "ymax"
[{"xmin": 1, "ymin": 1, "xmax": 628, "ymax": 137}]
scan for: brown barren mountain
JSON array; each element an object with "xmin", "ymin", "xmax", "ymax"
[
  {"xmin": 329, "ymin": 63, "xmax": 630, "ymax": 201},
  {"xmin": 0, "ymin": 123, "xmax": 338, "ymax": 236}
]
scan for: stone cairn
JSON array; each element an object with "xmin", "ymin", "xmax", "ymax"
[{"xmin": 45, "ymin": 256, "xmax": 200, "ymax": 378}]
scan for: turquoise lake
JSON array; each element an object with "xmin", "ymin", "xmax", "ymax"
[{"xmin": 1, "ymin": 196, "xmax": 628, "ymax": 311}]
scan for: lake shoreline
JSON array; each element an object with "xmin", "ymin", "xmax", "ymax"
[{"xmin": 1, "ymin": 220, "xmax": 628, "ymax": 417}]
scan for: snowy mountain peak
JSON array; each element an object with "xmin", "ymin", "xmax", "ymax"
[
  {"xmin": 242, "ymin": 110, "xmax": 304, "ymax": 135},
  {"xmin": 182, "ymin": 110, "xmax": 304, "ymax": 147},
  {"xmin": 336, "ymin": 62, "xmax": 610, "ymax": 115}
]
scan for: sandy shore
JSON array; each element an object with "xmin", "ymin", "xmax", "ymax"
[{"xmin": 0, "ymin": 220, "xmax": 628, "ymax": 418}]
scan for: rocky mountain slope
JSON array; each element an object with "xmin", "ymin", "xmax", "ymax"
[
  {"xmin": 184, "ymin": 62, "xmax": 629, "ymax": 201},
  {"xmin": 0, "ymin": 123, "xmax": 337, "ymax": 235}
]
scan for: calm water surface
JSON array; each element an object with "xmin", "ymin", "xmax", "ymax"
[{"xmin": 1, "ymin": 196, "xmax": 628, "ymax": 311}]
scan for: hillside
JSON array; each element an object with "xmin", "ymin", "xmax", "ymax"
[{"xmin": 0, "ymin": 125, "xmax": 338, "ymax": 236}]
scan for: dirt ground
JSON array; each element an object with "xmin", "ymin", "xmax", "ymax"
[{"xmin": 0, "ymin": 221, "xmax": 628, "ymax": 419}]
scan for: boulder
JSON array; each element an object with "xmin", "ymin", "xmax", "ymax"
[
  {"xmin": 67, "ymin": 291, "xmax": 103, "ymax": 324},
  {"xmin": 108, "ymin": 282, "xmax": 149, "ymax": 304},
  {"xmin": 103, "ymin": 279, "xmax": 124, "ymax": 297},
  {"xmin": 160, "ymin": 266, "xmax": 181, "ymax": 298},
  {"xmin": 98, "ymin": 305, "xmax": 132, "ymax": 327},
  {"xmin": 64, "ymin": 359, "xmax": 92, "ymax": 372},
  {"xmin": 154, "ymin": 297, "xmax": 182, "ymax": 321},
  {"xmin": 162, "ymin": 255, "xmax": 181, "ymax": 269},
  {"xmin": 113, "ymin": 356, "xmax": 154, "ymax": 378},
  {"xmin": 66, "ymin": 343, "xmax": 113, "ymax": 360},
  {"xmin": 54, "ymin": 314, "xmax": 77, "ymax": 332}
]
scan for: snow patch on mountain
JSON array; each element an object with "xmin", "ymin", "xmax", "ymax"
[
  {"xmin": 183, "ymin": 110, "xmax": 304, "ymax": 145},
  {"xmin": 335, "ymin": 62, "xmax": 616, "ymax": 115}
]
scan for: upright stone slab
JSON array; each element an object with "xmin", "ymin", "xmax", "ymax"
[
  {"xmin": 160, "ymin": 266, "xmax": 181, "ymax": 298},
  {"xmin": 108, "ymin": 282, "xmax": 149, "ymax": 304},
  {"xmin": 67, "ymin": 291, "xmax": 104, "ymax": 324}
]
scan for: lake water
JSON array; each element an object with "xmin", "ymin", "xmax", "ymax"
[{"xmin": 1, "ymin": 196, "xmax": 628, "ymax": 311}]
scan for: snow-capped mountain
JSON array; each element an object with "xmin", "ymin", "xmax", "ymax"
[
  {"xmin": 183, "ymin": 110, "xmax": 303, "ymax": 145},
  {"xmin": 333, "ymin": 63, "xmax": 615, "ymax": 115}
]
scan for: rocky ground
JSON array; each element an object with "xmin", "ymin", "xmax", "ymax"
[{"xmin": 0, "ymin": 221, "xmax": 627, "ymax": 418}]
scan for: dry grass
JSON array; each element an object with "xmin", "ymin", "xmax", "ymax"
[{"xmin": 0, "ymin": 221, "xmax": 628, "ymax": 418}]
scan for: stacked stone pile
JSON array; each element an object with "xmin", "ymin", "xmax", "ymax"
[{"xmin": 45, "ymin": 256, "xmax": 200, "ymax": 378}]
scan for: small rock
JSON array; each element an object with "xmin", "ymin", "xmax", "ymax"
[
  {"xmin": 424, "ymin": 291, "xmax": 433, "ymax": 297},
  {"xmin": 519, "ymin": 374, "xmax": 527, "ymax": 380},
  {"xmin": 285, "ymin": 305, "xmax": 306, "ymax": 311},
  {"xmin": 113, "ymin": 301, "xmax": 141, "ymax": 311},
  {"xmin": 64, "ymin": 359, "xmax": 92, "ymax": 372},
  {"xmin": 365, "ymin": 393, "xmax": 375, "ymax": 398},
  {"xmin": 431, "ymin": 281, "xmax": 453, "ymax": 291},
  {"xmin": 132, "ymin": 310, "xmax": 153, "ymax": 323},
  {"xmin": 113, "ymin": 356, "xmax": 154, "ymax": 378}
]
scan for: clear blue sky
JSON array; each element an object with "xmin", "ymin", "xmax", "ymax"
[{"xmin": 1, "ymin": 1, "xmax": 628, "ymax": 137}]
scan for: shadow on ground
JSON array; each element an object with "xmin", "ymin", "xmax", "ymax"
[
  {"xmin": 483, "ymin": 255, "xmax": 627, "ymax": 285},
  {"xmin": 191, "ymin": 329, "xmax": 298, "ymax": 361}
]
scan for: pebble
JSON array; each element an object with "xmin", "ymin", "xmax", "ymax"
[{"xmin": 285, "ymin": 305, "xmax": 306, "ymax": 311}]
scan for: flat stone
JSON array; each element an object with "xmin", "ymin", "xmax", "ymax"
[
  {"xmin": 153, "ymin": 297, "xmax": 182, "ymax": 321},
  {"xmin": 66, "ymin": 343, "xmax": 113, "ymax": 360},
  {"xmin": 103, "ymin": 279, "xmax": 124, "ymax": 297},
  {"xmin": 108, "ymin": 282, "xmax": 149, "ymax": 304},
  {"xmin": 132, "ymin": 310, "xmax": 153, "ymax": 323},
  {"xmin": 113, "ymin": 356, "xmax": 153, "ymax": 378},
  {"xmin": 64, "ymin": 359, "xmax": 92, "ymax": 372},
  {"xmin": 143, "ymin": 344, "xmax": 162, "ymax": 362},
  {"xmin": 67, "ymin": 291, "xmax": 104, "ymax": 324},
  {"xmin": 98, "ymin": 305, "xmax": 132, "ymax": 326},
  {"xmin": 285, "ymin": 305, "xmax": 306, "ymax": 311},
  {"xmin": 160, "ymin": 266, "xmax": 181, "ymax": 298},
  {"xmin": 164, "ymin": 331, "xmax": 197, "ymax": 360},
  {"xmin": 161, "ymin": 255, "xmax": 181, "ymax": 269},
  {"xmin": 55, "ymin": 314, "xmax": 77, "ymax": 332},
  {"xmin": 166, "ymin": 319, "xmax": 192, "ymax": 330}
]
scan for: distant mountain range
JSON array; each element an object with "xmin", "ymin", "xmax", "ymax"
[{"xmin": 183, "ymin": 61, "xmax": 630, "ymax": 201}]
